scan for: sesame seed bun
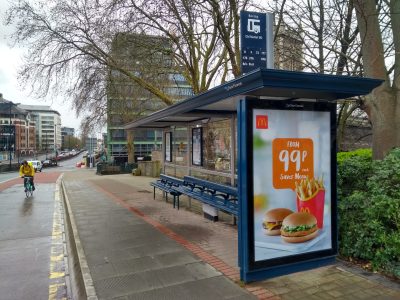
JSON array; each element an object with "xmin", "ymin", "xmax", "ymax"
[
  {"xmin": 264, "ymin": 208, "xmax": 294, "ymax": 222},
  {"xmin": 262, "ymin": 208, "xmax": 293, "ymax": 236}
]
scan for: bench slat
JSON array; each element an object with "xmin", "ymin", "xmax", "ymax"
[
  {"xmin": 172, "ymin": 179, "xmax": 238, "ymax": 216},
  {"xmin": 151, "ymin": 174, "xmax": 238, "ymax": 217},
  {"xmin": 183, "ymin": 176, "xmax": 237, "ymax": 196}
]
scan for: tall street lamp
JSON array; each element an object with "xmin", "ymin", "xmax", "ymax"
[
  {"xmin": 45, "ymin": 130, "xmax": 48, "ymax": 160},
  {"xmin": 8, "ymin": 102, "xmax": 12, "ymax": 170},
  {"xmin": 54, "ymin": 124, "xmax": 56, "ymax": 156},
  {"xmin": 8, "ymin": 101, "xmax": 20, "ymax": 170}
]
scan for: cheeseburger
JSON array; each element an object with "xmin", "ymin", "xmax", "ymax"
[
  {"xmin": 262, "ymin": 208, "xmax": 293, "ymax": 235},
  {"xmin": 280, "ymin": 212, "xmax": 318, "ymax": 243}
]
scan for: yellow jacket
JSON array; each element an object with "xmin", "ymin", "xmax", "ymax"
[{"xmin": 19, "ymin": 162, "xmax": 35, "ymax": 177}]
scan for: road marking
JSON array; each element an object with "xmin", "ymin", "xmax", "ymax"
[
  {"xmin": 48, "ymin": 175, "xmax": 67, "ymax": 300},
  {"xmin": 0, "ymin": 176, "xmax": 19, "ymax": 184}
]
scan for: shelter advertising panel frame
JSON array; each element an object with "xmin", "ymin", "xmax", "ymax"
[
  {"xmin": 238, "ymin": 98, "xmax": 337, "ymax": 282},
  {"xmin": 192, "ymin": 127, "xmax": 203, "ymax": 166},
  {"xmin": 165, "ymin": 131, "xmax": 172, "ymax": 162}
]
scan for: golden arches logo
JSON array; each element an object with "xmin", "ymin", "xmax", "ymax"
[
  {"xmin": 300, "ymin": 207, "xmax": 310, "ymax": 213},
  {"xmin": 256, "ymin": 115, "xmax": 268, "ymax": 129}
]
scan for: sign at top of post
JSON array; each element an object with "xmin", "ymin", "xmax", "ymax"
[{"xmin": 240, "ymin": 11, "xmax": 274, "ymax": 74}]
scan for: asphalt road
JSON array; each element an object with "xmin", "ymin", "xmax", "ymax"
[
  {"xmin": 0, "ymin": 154, "xmax": 87, "ymax": 184},
  {"xmin": 0, "ymin": 154, "xmax": 90, "ymax": 300},
  {"xmin": 0, "ymin": 172, "xmax": 67, "ymax": 300}
]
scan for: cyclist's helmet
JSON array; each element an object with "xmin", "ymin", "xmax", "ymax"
[{"xmin": 22, "ymin": 160, "xmax": 28, "ymax": 165}]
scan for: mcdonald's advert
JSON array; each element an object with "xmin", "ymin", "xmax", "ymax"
[{"xmin": 252, "ymin": 108, "xmax": 332, "ymax": 261}]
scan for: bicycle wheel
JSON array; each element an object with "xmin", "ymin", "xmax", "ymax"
[
  {"xmin": 28, "ymin": 185, "xmax": 33, "ymax": 197},
  {"xmin": 25, "ymin": 187, "xmax": 31, "ymax": 198},
  {"xmin": 25, "ymin": 181, "xmax": 33, "ymax": 198}
]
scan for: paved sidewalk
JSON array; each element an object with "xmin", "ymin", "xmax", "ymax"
[
  {"xmin": 62, "ymin": 170, "xmax": 255, "ymax": 300},
  {"xmin": 61, "ymin": 170, "xmax": 400, "ymax": 300}
]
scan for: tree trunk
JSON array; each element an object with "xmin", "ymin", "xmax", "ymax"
[
  {"xmin": 354, "ymin": 0, "xmax": 399, "ymax": 159},
  {"xmin": 366, "ymin": 85, "xmax": 398, "ymax": 159},
  {"xmin": 127, "ymin": 131, "xmax": 135, "ymax": 163}
]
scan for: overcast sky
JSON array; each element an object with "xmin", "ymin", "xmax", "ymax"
[{"xmin": 0, "ymin": 1, "xmax": 82, "ymax": 133}]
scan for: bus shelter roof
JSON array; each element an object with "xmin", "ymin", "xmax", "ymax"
[{"xmin": 124, "ymin": 68, "xmax": 383, "ymax": 129}]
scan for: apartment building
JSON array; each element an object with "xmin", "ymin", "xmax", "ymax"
[
  {"xmin": 0, "ymin": 94, "xmax": 36, "ymax": 160},
  {"xmin": 18, "ymin": 105, "xmax": 62, "ymax": 155}
]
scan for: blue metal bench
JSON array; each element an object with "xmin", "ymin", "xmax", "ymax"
[
  {"xmin": 172, "ymin": 176, "xmax": 238, "ymax": 217},
  {"xmin": 150, "ymin": 174, "xmax": 184, "ymax": 209}
]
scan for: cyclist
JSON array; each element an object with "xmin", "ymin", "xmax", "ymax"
[{"xmin": 19, "ymin": 160, "xmax": 36, "ymax": 191}]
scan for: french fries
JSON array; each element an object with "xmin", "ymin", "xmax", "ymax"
[{"xmin": 295, "ymin": 176, "xmax": 324, "ymax": 200}]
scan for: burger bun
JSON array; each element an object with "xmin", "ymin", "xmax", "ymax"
[
  {"xmin": 280, "ymin": 212, "xmax": 318, "ymax": 243},
  {"xmin": 265, "ymin": 228, "xmax": 281, "ymax": 236},
  {"xmin": 281, "ymin": 229, "xmax": 319, "ymax": 243},
  {"xmin": 263, "ymin": 208, "xmax": 293, "ymax": 236},
  {"xmin": 264, "ymin": 208, "xmax": 293, "ymax": 222}
]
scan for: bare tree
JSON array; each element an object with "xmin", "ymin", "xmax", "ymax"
[
  {"xmin": 271, "ymin": 0, "xmax": 362, "ymax": 75},
  {"xmin": 272, "ymin": 0, "xmax": 397, "ymax": 157},
  {"xmin": 271, "ymin": 0, "xmax": 370, "ymax": 151},
  {"xmin": 115, "ymin": 0, "xmax": 253, "ymax": 93},
  {"xmin": 5, "ymin": 0, "xmax": 181, "ymax": 131},
  {"xmin": 6, "ymin": 0, "xmax": 258, "ymax": 132},
  {"xmin": 353, "ymin": 0, "xmax": 399, "ymax": 159}
]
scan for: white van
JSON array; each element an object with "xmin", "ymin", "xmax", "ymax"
[{"xmin": 28, "ymin": 160, "xmax": 42, "ymax": 172}]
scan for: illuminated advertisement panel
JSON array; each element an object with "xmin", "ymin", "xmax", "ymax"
[
  {"xmin": 192, "ymin": 127, "xmax": 203, "ymax": 166},
  {"xmin": 253, "ymin": 108, "xmax": 332, "ymax": 261},
  {"xmin": 165, "ymin": 132, "xmax": 172, "ymax": 162},
  {"xmin": 238, "ymin": 99, "xmax": 337, "ymax": 281}
]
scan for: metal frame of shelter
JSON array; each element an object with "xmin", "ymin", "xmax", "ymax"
[{"xmin": 124, "ymin": 68, "xmax": 382, "ymax": 282}]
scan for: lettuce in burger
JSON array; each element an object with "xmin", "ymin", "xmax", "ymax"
[{"xmin": 280, "ymin": 212, "xmax": 318, "ymax": 243}]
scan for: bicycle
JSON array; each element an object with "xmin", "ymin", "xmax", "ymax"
[{"xmin": 23, "ymin": 176, "xmax": 34, "ymax": 198}]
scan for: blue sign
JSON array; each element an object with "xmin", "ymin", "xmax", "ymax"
[
  {"xmin": 240, "ymin": 11, "xmax": 274, "ymax": 73},
  {"xmin": 240, "ymin": 11, "xmax": 266, "ymax": 73}
]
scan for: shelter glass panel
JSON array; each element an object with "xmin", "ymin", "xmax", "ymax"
[
  {"xmin": 203, "ymin": 119, "xmax": 231, "ymax": 173},
  {"xmin": 173, "ymin": 127, "xmax": 188, "ymax": 166}
]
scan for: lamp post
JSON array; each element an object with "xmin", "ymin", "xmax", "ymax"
[
  {"xmin": 45, "ymin": 130, "xmax": 48, "ymax": 160},
  {"xmin": 54, "ymin": 123, "xmax": 56, "ymax": 157},
  {"xmin": 17, "ymin": 123, "xmax": 21, "ymax": 164},
  {"xmin": 8, "ymin": 102, "xmax": 12, "ymax": 170}
]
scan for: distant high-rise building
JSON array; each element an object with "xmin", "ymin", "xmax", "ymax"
[
  {"xmin": 107, "ymin": 33, "xmax": 193, "ymax": 163},
  {"xmin": 61, "ymin": 127, "xmax": 75, "ymax": 150},
  {"xmin": 274, "ymin": 24, "xmax": 303, "ymax": 71}
]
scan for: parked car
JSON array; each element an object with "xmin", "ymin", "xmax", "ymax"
[
  {"xmin": 42, "ymin": 159, "xmax": 58, "ymax": 167},
  {"xmin": 28, "ymin": 160, "xmax": 42, "ymax": 172}
]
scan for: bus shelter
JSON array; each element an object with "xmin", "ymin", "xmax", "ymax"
[{"xmin": 124, "ymin": 68, "xmax": 382, "ymax": 282}]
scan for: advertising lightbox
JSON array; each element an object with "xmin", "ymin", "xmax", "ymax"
[
  {"xmin": 238, "ymin": 99, "xmax": 337, "ymax": 282},
  {"xmin": 165, "ymin": 132, "xmax": 172, "ymax": 162},
  {"xmin": 192, "ymin": 127, "xmax": 203, "ymax": 166}
]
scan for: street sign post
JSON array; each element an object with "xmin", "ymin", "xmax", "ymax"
[{"xmin": 240, "ymin": 11, "xmax": 274, "ymax": 73}]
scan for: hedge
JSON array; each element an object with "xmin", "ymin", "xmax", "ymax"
[{"xmin": 337, "ymin": 148, "xmax": 400, "ymax": 278}]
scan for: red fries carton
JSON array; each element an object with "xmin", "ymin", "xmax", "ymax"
[{"xmin": 295, "ymin": 177, "xmax": 325, "ymax": 228}]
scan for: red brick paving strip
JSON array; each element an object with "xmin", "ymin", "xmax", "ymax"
[
  {"xmin": 89, "ymin": 181, "xmax": 280, "ymax": 300},
  {"xmin": 0, "ymin": 172, "xmax": 62, "ymax": 192},
  {"xmin": 0, "ymin": 178, "xmax": 20, "ymax": 191}
]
